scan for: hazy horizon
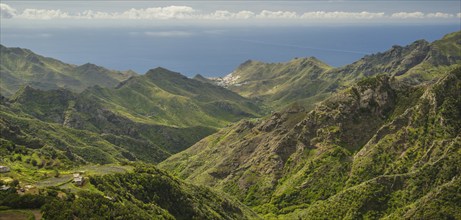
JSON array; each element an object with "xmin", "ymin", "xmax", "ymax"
[{"xmin": 1, "ymin": 1, "xmax": 460, "ymax": 77}]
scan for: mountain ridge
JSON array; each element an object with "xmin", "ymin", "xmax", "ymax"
[
  {"xmin": 198, "ymin": 31, "xmax": 460, "ymax": 111},
  {"xmin": 160, "ymin": 65, "xmax": 461, "ymax": 218},
  {"xmin": 1, "ymin": 30, "xmax": 460, "ymax": 220},
  {"xmin": 1, "ymin": 64, "xmax": 263, "ymax": 164},
  {"xmin": 0, "ymin": 44, "xmax": 137, "ymax": 97}
]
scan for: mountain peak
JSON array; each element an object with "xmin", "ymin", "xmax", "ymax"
[
  {"xmin": 290, "ymin": 56, "xmax": 331, "ymax": 68},
  {"xmin": 193, "ymin": 74, "xmax": 208, "ymax": 81},
  {"xmin": 194, "ymin": 74, "xmax": 205, "ymax": 79},
  {"xmin": 11, "ymin": 85, "xmax": 74, "ymax": 104},
  {"xmin": 145, "ymin": 67, "xmax": 185, "ymax": 80},
  {"xmin": 13, "ymin": 84, "xmax": 36, "ymax": 96},
  {"xmin": 77, "ymin": 62, "xmax": 105, "ymax": 72},
  {"xmin": 80, "ymin": 62, "xmax": 98, "ymax": 67},
  {"xmin": 0, "ymin": 45, "xmax": 135, "ymax": 97},
  {"xmin": 236, "ymin": 59, "xmax": 260, "ymax": 70}
]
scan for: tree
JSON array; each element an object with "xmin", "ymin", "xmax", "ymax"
[
  {"xmin": 10, "ymin": 179, "xmax": 20, "ymax": 188},
  {"xmin": 54, "ymin": 169, "xmax": 60, "ymax": 178}
]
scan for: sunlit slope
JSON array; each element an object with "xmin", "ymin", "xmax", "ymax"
[
  {"xmin": 0, "ymin": 44, "xmax": 136, "ymax": 97},
  {"xmin": 161, "ymin": 66, "xmax": 461, "ymax": 218}
]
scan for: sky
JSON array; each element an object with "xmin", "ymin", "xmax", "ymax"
[
  {"xmin": 1, "ymin": 1, "xmax": 460, "ymax": 26},
  {"xmin": 1, "ymin": 1, "xmax": 460, "ymax": 76}
]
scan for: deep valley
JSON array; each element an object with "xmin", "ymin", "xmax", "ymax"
[{"xmin": 1, "ymin": 30, "xmax": 460, "ymax": 219}]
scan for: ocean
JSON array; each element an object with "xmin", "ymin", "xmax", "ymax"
[{"xmin": 1, "ymin": 24, "xmax": 459, "ymax": 77}]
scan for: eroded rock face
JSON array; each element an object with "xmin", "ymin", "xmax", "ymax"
[
  {"xmin": 63, "ymin": 111, "xmax": 83, "ymax": 129},
  {"xmin": 175, "ymin": 75, "xmax": 398, "ymax": 196},
  {"xmin": 355, "ymin": 76, "xmax": 396, "ymax": 117},
  {"xmin": 258, "ymin": 113, "xmax": 282, "ymax": 132},
  {"xmin": 338, "ymin": 40, "xmax": 432, "ymax": 78}
]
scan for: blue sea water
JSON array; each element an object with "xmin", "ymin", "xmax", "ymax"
[{"xmin": 1, "ymin": 25, "xmax": 459, "ymax": 77}]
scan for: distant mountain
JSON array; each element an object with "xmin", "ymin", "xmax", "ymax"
[
  {"xmin": 205, "ymin": 57, "xmax": 333, "ymax": 110},
  {"xmin": 1, "ymin": 96, "xmax": 147, "ymax": 164},
  {"xmin": 92, "ymin": 67, "xmax": 261, "ymax": 128},
  {"xmin": 330, "ymin": 31, "xmax": 461, "ymax": 82},
  {"xmin": 1, "ymin": 30, "xmax": 460, "ymax": 219},
  {"xmin": 204, "ymin": 31, "xmax": 461, "ymax": 111},
  {"xmin": 160, "ymin": 31, "xmax": 461, "ymax": 218},
  {"xmin": 160, "ymin": 66, "xmax": 461, "ymax": 218},
  {"xmin": 0, "ymin": 44, "xmax": 136, "ymax": 97},
  {"xmin": 3, "ymin": 86, "xmax": 209, "ymax": 163}
]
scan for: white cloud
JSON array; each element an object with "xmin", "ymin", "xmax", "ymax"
[
  {"xmin": 256, "ymin": 10, "xmax": 298, "ymax": 19},
  {"xmin": 301, "ymin": 11, "xmax": 385, "ymax": 19},
  {"xmin": 427, "ymin": 12, "xmax": 454, "ymax": 18},
  {"xmin": 391, "ymin": 12, "xmax": 425, "ymax": 19},
  {"xmin": 235, "ymin": 11, "xmax": 255, "ymax": 19},
  {"xmin": 121, "ymin": 6, "xmax": 195, "ymax": 19},
  {"xmin": 204, "ymin": 10, "xmax": 235, "ymax": 20},
  {"xmin": 0, "ymin": 3, "xmax": 459, "ymax": 24},
  {"xmin": 202, "ymin": 10, "xmax": 255, "ymax": 20},
  {"xmin": 18, "ymin": 8, "xmax": 70, "ymax": 19},
  {"xmin": 78, "ymin": 10, "xmax": 112, "ymax": 19},
  {"xmin": 0, "ymin": 3, "xmax": 16, "ymax": 18}
]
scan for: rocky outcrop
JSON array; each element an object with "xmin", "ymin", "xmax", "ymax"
[{"xmin": 161, "ymin": 68, "xmax": 461, "ymax": 217}]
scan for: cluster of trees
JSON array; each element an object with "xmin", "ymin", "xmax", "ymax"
[
  {"xmin": 0, "ymin": 140, "xmax": 63, "ymax": 169},
  {"xmin": 40, "ymin": 164, "xmax": 252, "ymax": 220},
  {"xmin": 0, "ymin": 189, "xmax": 47, "ymax": 209},
  {"xmin": 0, "ymin": 180, "xmax": 162, "ymax": 219},
  {"xmin": 41, "ymin": 191, "xmax": 166, "ymax": 220}
]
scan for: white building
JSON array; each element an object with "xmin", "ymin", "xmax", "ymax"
[{"xmin": 73, "ymin": 173, "xmax": 84, "ymax": 186}]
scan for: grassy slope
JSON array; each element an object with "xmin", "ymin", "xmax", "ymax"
[
  {"xmin": 1, "ymin": 67, "xmax": 262, "ymax": 163},
  {"xmin": 84, "ymin": 165, "xmax": 261, "ymax": 220},
  {"xmin": 1, "ymin": 30, "xmax": 459, "ymax": 219},
  {"xmin": 87, "ymin": 67, "xmax": 261, "ymax": 129},
  {"xmin": 0, "ymin": 103, "xmax": 137, "ymax": 165},
  {"xmin": 284, "ymin": 66, "xmax": 461, "ymax": 219},
  {"xmin": 1, "ymin": 87, "xmax": 213, "ymax": 163},
  {"xmin": 0, "ymin": 44, "xmax": 136, "ymax": 97},
  {"xmin": 160, "ymin": 66, "xmax": 461, "ymax": 218},
  {"xmin": 0, "ymin": 161, "xmax": 260, "ymax": 219},
  {"xmin": 213, "ymin": 57, "xmax": 333, "ymax": 110},
  {"xmin": 211, "ymin": 31, "xmax": 460, "ymax": 112}
]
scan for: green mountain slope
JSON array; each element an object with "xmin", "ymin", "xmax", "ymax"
[
  {"xmin": 1, "ymin": 30, "xmax": 460, "ymax": 219},
  {"xmin": 160, "ymin": 65, "xmax": 461, "ymax": 218},
  {"xmin": 206, "ymin": 57, "xmax": 333, "ymax": 110},
  {"xmin": 2, "ymin": 87, "xmax": 212, "ymax": 163},
  {"xmin": 0, "ymin": 44, "xmax": 136, "ymax": 97},
  {"xmin": 330, "ymin": 31, "xmax": 461, "ymax": 83},
  {"xmin": 1, "ymin": 67, "xmax": 261, "ymax": 163},
  {"xmin": 289, "ymin": 66, "xmax": 461, "ymax": 219},
  {"xmin": 37, "ymin": 164, "xmax": 261, "ymax": 220},
  {"xmin": 0, "ymin": 163, "xmax": 260, "ymax": 219},
  {"xmin": 0, "ymin": 101, "xmax": 141, "ymax": 165},
  {"xmin": 88, "ymin": 67, "xmax": 261, "ymax": 128},
  {"xmin": 205, "ymin": 31, "xmax": 460, "ymax": 111}
]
